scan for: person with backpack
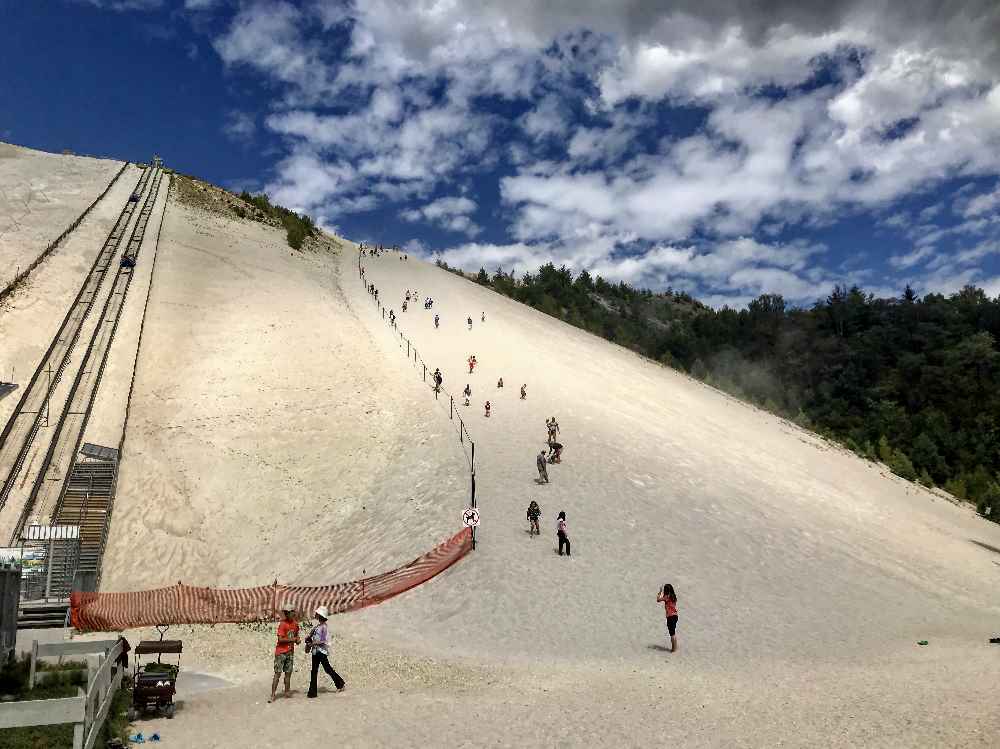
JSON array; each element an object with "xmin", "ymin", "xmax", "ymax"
[
  {"xmin": 526, "ymin": 501, "xmax": 541, "ymax": 536},
  {"xmin": 556, "ymin": 511, "xmax": 570, "ymax": 556},
  {"xmin": 463, "ymin": 384, "xmax": 472, "ymax": 406},
  {"xmin": 656, "ymin": 584, "xmax": 679, "ymax": 652}
]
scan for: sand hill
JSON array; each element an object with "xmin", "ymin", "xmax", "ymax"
[{"xmin": 2, "ymin": 148, "xmax": 999, "ymax": 746}]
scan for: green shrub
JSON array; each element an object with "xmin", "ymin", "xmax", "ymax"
[{"xmin": 888, "ymin": 449, "xmax": 917, "ymax": 481}]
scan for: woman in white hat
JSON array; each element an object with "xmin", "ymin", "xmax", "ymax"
[{"xmin": 306, "ymin": 605, "xmax": 346, "ymax": 698}]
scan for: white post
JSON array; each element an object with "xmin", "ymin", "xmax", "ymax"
[
  {"xmin": 28, "ymin": 640, "xmax": 38, "ymax": 689},
  {"xmin": 73, "ymin": 687, "xmax": 85, "ymax": 749}
]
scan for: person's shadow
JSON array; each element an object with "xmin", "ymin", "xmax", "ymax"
[{"xmin": 647, "ymin": 644, "xmax": 671, "ymax": 652}]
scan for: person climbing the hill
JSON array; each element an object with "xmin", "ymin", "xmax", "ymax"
[
  {"xmin": 547, "ymin": 441, "xmax": 563, "ymax": 463},
  {"xmin": 269, "ymin": 603, "xmax": 300, "ymax": 703},
  {"xmin": 306, "ymin": 606, "xmax": 346, "ymax": 697},
  {"xmin": 527, "ymin": 500, "xmax": 541, "ymax": 536},
  {"xmin": 497, "ymin": 377, "xmax": 504, "ymax": 388},
  {"xmin": 467, "ymin": 316, "xmax": 473, "ymax": 330},
  {"xmin": 434, "ymin": 314, "xmax": 440, "ymax": 329},
  {"xmin": 402, "ymin": 300, "xmax": 407, "ymax": 312},
  {"xmin": 406, "ymin": 290, "xmax": 411, "ymax": 302},
  {"xmin": 656, "ymin": 584, "xmax": 679, "ymax": 653},
  {"xmin": 520, "ymin": 384, "xmax": 527, "ymax": 400},
  {"xmin": 485, "ymin": 400, "xmax": 491, "ymax": 417},
  {"xmin": 556, "ymin": 511, "xmax": 570, "ymax": 556},
  {"xmin": 468, "ymin": 356, "xmax": 476, "ymax": 374},
  {"xmin": 481, "ymin": 312, "xmax": 486, "ymax": 323},
  {"xmin": 536, "ymin": 451, "xmax": 549, "ymax": 483},
  {"xmin": 433, "ymin": 368, "xmax": 443, "ymax": 396},
  {"xmin": 463, "ymin": 384, "xmax": 472, "ymax": 406}
]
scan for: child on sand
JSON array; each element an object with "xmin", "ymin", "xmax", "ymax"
[
  {"xmin": 556, "ymin": 511, "xmax": 570, "ymax": 556},
  {"xmin": 485, "ymin": 401, "xmax": 491, "ymax": 417},
  {"xmin": 269, "ymin": 603, "xmax": 300, "ymax": 703},
  {"xmin": 527, "ymin": 500, "xmax": 541, "ymax": 536},
  {"xmin": 656, "ymin": 584, "xmax": 679, "ymax": 653}
]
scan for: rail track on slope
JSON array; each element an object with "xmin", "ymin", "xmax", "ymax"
[{"xmin": 0, "ymin": 165, "xmax": 157, "ymax": 544}]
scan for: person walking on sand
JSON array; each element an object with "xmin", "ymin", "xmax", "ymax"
[
  {"xmin": 306, "ymin": 606, "xmax": 346, "ymax": 697},
  {"xmin": 497, "ymin": 377, "xmax": 504, "ymax": 389},
  {"xmin": 536, "ymin": 451, "xmax": 549, "ymax": 483},
  {"xmin": 269, "ymin": 603, "xmax": 301, "ymax": 703},
  {"xmin": 527, "ymin": 500, "xmax": 541, "ymax": 536},
  {"xmin": 481, "ymin": 312, "xmax": 485, "ymax": 323},
  {"xmin": 556, "ymin": 511, "xmax": 570, "ymax": 556},
  {"xmin": 467, "ymin": 316, "xmax": 473, "ymax": 330},
  {"xmin": 520, "ymin": 384, "xmax": 527, "ymax": 400},
  {"xmin": 485, "ymin": 400, "xmax": 491, "ymax": 417},
  {"xmin": 434, "ymin": 314, "xmax": 440, "ymax": 329},
  {"xmin": 463, "ymin": 384, "xmax": 472, "ymax": 406},
  {"xmin": 656, "ymin": 584, "xmax": 679, "ymax": 653}
]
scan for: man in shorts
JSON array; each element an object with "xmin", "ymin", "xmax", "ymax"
[{"xmin": 269, "ymin": 603, "xmax": 301, "ymax": 702}]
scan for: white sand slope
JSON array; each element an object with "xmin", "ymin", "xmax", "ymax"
[
  {"xmin": 0, "ymin": 141, "xmax": 124, "ymax": 292},
  {"xmin": 342, "ymin": 249, "xmax": 1000, "ymax": 668}
]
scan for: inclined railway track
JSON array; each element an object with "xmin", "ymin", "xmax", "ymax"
[
  {"xmin": 0, "ymin": 165, "xmax": 159, "ymax": 544},
  {"xmin": 18, "ymin": 169, "xmax": 165, "ymax": 543}
]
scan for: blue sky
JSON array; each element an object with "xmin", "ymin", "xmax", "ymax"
[{"xmin": 4, "ymin": 1, "xmax": 1000, "ymax": 308}]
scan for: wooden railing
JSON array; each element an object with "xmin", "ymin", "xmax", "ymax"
[{"xmin": 0, "ymin": 638, "xmax": 124, "ymax": 749}]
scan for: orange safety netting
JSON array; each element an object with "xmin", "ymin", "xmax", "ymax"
[{"xmin": 71, "ymin": 527, "xmax": 472, "ymax": 631}]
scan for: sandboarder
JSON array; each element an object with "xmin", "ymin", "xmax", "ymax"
[
  {"xmin": 656, "ymin": 584, "xmax": 679, "ymax": 653},
  {"xmin": 536, "ymin": 451, "xmax": 549, "ymax": 483}
]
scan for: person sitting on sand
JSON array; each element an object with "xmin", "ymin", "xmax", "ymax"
[
  {"xmin": 520, "ymin": 384, "xmax": 527, "ymax": 400},
  {"xmin": 269, "ymin": 603, "xmax": 300, "ymax": 703},
  {"xmin": 556, "ymin": 511, "xmax": 570, "ymax": 556},
  {"xmin": 306, "ymin": 606, "xmax": 346, "ymax": 698},
  {"xmin": 656, "ymin": 584, "xmax": 679, "ymax": 653},
  {"xmin": 527, "ymin": 500, "xmax": 541, "ymax": 536},
  {"xmin": 536, "ymin": 451, "xmax": 549, "ymax": 483},
  {"xmin": 497, "ymin": 377, "xmax": 504, "ymax": 388},
  {"xmin": 485, "ymin": 400, "xmax": 491, "ymax": 417}
]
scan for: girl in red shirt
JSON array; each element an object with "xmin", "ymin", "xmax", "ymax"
[{"xmin": 656, "ymin": 584, "xmax": 679, "ymax": 653}]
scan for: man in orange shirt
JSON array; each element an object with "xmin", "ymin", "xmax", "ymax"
[{"xmin": 269, "ymin": 603, "xmax": 301, "ymax": 703}]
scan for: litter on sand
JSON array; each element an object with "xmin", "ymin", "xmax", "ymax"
[{"xmin": 917, "ymin": 640, "xmax": 928, "ymax": 646}]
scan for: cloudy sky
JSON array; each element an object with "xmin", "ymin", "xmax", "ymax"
[{"xmin": 5, "ymin": 1, "xmax": 1000, "ymax": 307}]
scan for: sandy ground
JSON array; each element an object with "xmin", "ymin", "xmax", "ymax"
[
  {"xmin": 0, "ymin": 141, "xmax": 123, "ymax": 293},
  {"xmin": 4, "ymin": 151, "xmax": 999, "ymax": 745}
]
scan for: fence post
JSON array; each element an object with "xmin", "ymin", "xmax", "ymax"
[
  {"xmin": 470, "ymin": 469, "xmax": 477, "ymax": 550},
  {"xmin": 407, "ymin": 340, "xmax": 410, "ymax": 357},
  {"xmin": 459, "ymin": 418, "xmax": 464, "ymax": 443},
  {"xmin": 450, "ymin": 396, "xmax": 453, "ymax": 419},
  {"xmin": 423, "ymin": 364, "xmax": 426, "ymax": 382},
  {"xmin": 471, "ymin": 441, "xmax": 475, "ymax": 475}
]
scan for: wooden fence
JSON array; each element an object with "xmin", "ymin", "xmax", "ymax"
[{"xmin": 0, "ymin": 638, "xmax": 124, "ymax": 749}]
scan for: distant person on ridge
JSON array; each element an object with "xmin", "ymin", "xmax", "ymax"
[
  {"xmin": 536, "ymin": 451, "xmax": 549, "ymax": 483},
  {"xmin": 269, "ymin": 603, "xmax": 300, "ymax": 703},
  {"xmin": 306, "ymin": 606, "xmax": 346, "ymax": 697},
  {"xmin": 656, "ymin": 584, "xmax": 679, "ymax": 653},
  {"xmin": 527, "ymin": 500, "xmax": 541, "ymax": 536},
  {"xmin": 556, "ymin": 511, "xmax": 570, "ymax": 556}
]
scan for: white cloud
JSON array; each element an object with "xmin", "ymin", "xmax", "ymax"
[
  {"xmin": 401, "ymin": 196, "xmax": 481, "ymax": 236},
  {"xmin": 222, "ymin": 111, "xmax": 255, "ymax": 141},
  {"xmin": 961, "ymin": 184, "xmax": 1000, "ymax": 217},
  {"xmin": 889, "ymin": 246, "xmax": 935, "ymax": 269}
]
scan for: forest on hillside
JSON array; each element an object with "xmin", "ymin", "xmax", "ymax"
[{"xmin": 439, "ymin": 260, "xmax": 1000, "ymax": 521}]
